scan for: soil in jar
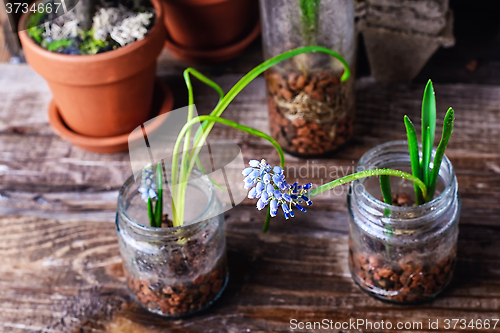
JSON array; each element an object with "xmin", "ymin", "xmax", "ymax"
[
  {"xmin": 266, "ymin": 69, "xmax": 354, "ymax": 156},
  {"xmin": 349, "ymin": 193, "xmax": 456, "ymax": 303},
  {"xmin": 126, "ymin": 215, "xmax": 227, "ymax": 317}
]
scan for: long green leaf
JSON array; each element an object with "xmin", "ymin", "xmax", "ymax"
[
  {"xmin": 427, "ymin": 108, "xmax": 455, "ymax": 200},
  {"xmin": 422, "ymin": 126, "xmax": 432, "ymax": 188},
  {"xmin": 380, "ymin": 175, "xmax": 392, "ymax": 205},
  {"xmin": 154, "ymin": 163, "xmax": 163, "ymax": 228},
  {"xmin": 147, "ymin": 198, "xmax": 154, "ymax": 227},
  {"xmin": 421, "ymin": 80, "xmax": 436, "ymax": 181},
  {"xmin": 404, "ymin": 115, "xmax": 423, "ymax": 205}
]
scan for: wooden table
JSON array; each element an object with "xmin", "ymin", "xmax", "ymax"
[{"xmin": 1, "ymin": 43, "xmax": 500, "ymax": 332}]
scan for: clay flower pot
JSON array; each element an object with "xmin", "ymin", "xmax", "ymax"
[
  {"xmin": 162, "ymin": 0, "xmax": 259, "ymax": 63},
  {"xmin": 18, "ymin": 0, "xmax": 166, "ymax": 138}
]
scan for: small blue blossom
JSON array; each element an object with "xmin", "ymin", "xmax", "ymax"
[
  {"xmin": 242, "ymin": 159, "xmax": 313, "ymax": 219},
  {"xmin": 139, "ymin": 164, "xmax": 158, "ymax": 202}
]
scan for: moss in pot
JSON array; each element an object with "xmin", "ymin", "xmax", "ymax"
[{"xmin": 18, "ymin": 0, "xmax": 169, "ymax": 151}]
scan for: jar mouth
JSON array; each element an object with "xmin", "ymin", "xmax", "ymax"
[
  {"xmin": 354, "ymin": 140, "xmax": 456, "ymax": 214},
  {"xmin": 117, "ymin": 167, "xmax": 216, "ymax": 238}
]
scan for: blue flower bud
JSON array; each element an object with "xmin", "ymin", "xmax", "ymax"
[
  {"xmin": 273, "ymin": 166, "xmax": 283, "ymax": 174},
  {"xmin": 283, "ymin": 193, "xmax": 292, "ymax": 202},
  {"xmin": 242, "ymin": 167, "xmax": 254, "ymax": 176},
  {"xmin": 256, "ymin": 181, "xmax": 264, "ymax": 193},
  {"xmin": 272, "ymin": 174, "xmax": 283, "ymax": 185},
  {"xmin": 244, "ymin": 180, "xmax": 256, "ymax": 189},
  {"xmin": 281, "ymin": 203, "xmax": 289, "ymax": 213},
  {"xmin": 270, "ymin": 199, "xmax": 278, "ymax": 217},
  {"xmin": 295, "ymin": 204, "xmax": 306, "ymax": 212},
  {"xmin": 289, "ymin": 209, "xmax": 294, "ymax": 218},
  {"xmin": 301, "ymin": 195, "xmax": 309, "ymax": 202},
  {"xmin": 290, "ymin": 194, "xmax": 298, "ymax": 200},
  {"xmin": 263, "ymin": 173, "xmax": 271, "ymax": 184},
  {"xmin": 248, "ymin": 187, "xmax": 257, "ymax": 199},
  {"xmin": 261, "ymin": 191, "xmax": 269, "ymax": 202},
  {"xmin": 273, "ymin": 189, "xmax": 282, "ymax": 200},
  {"xmin": 250, "ymin": 169, "xmax": 260, "ymax": 178},
  {"xmin": 284, "ymin": 211, "xmax": 290, "ymax": 219},
  {"xmin": 306, "ymin": 200, "xmax": 313, "ymax": 206},
  {"xmin": 303, "ymin": 183, "xmax": 312, "ymax": 190},
  {"xmin": 249, "ymin": 160, "xmax": 260, "ymax": 167},
  {"xmin": 256, "ymin": 197, "xmax": 267, "ymax": 210},
  {"xmin": 266, "ymin": 184, "xmax": 274, "ymax": 196}
]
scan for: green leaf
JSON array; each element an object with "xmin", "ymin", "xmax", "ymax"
[
  {"xmin": 404, "ymin": 115, "xmax": 423, "ymax": 205},
  {"xmin": 147, "ymin": 198, "xmax": 154, "ymax": 227},
  {"xmin": 427, "ymin": 108, "xmax": 454, "ymax": 200},
  {"xmin": 422, "ymin": 126, "xmax": 432, "ymax": 187},
  {"xmin": 154, "ymin": 163, "xmax": 163, "ymax": 228},
  {"xmin": 421, "ymin": 80, "xmax": 437, "ymax": 182},
  {"xmin": 47, "ymin": 39, "xmax": 72, "ymax": 52},
  {"xmin": 380, "ymin": 174, "xmax": 392, "ymax": 205}
]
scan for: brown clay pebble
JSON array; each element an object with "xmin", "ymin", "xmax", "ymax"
[
  {"xmin": 350, "ymin": 249, "xmax": 455, "ymax": 303},
  {"xmin": 378, "ymin": 268, "xmax": 392, "ymax": 278},
  {"xmin": 266, "ymin": 69, "xmax": 353, "ymax": 156}
]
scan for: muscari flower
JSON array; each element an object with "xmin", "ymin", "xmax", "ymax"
[
  {"xmin": 242, "ymin": 159, "xmax": 312, "ymax": 219},
  {"xmin": 138, "ymin": 164, "xmax": 158, "ymax": 202}
]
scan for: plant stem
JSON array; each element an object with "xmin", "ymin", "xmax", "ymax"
[
  {"xmin": 309, "ymin": 169, "xmax": 427, "ymax": 199},
  {"xmin": 154, "ymin": 163, "xmax": 163, "ymax": 228},
  {"xmin": 171, "ymin": 115, "xmax": 286, "ymax": 226},
  {"xmin": 171, "ymin": 46, "xmax": 348, "ymax": 226}
]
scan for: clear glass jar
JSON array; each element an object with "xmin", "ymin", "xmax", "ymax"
[
  {"xmin": 116, "ymin": 170, "xmax": 228, "ymax": 317},
  {"xmin": 259, "ymin": 0, "xmax": 356, "ymax": 156},
  {"xmin": 348, "ymin": 141, "xmax": 460, "ymax": 303}
]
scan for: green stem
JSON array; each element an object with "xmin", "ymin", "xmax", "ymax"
[
  {"xmin": 171, "ymin": 115, "xmax": 286, "ymax": 226},
  {"xmin": 262, "ymin": 206, "xmax": 272, "ymax": 233},
  {"xmin": 309, "ymin": 169, "xmax": 428, "ymax": 200},
  {"xmin": 171, "ymin": 46, "xmax": 349, "ymax": 227},
  {"xmin": 176, "ymin": 69, "xmax": 225, "ymax": 217}
]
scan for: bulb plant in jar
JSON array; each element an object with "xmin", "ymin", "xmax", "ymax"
[
  {"xmin": 243, "ymin": 81, "xmax": 458, "ymax": 304},
  {"xmin": 117, "ymin": 46, "xmax": 351, "ymax": 317}
]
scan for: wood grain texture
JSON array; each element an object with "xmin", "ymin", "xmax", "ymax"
[{"xmin": 0, "ymin": 56, "xmax": 500, "ymax": 332}]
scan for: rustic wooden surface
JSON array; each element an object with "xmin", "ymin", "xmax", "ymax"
[{"xmin": 1, "ymin": 43, "xmax": 500, "ymax": 333}]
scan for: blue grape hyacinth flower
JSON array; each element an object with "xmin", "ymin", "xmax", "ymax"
[
  {"xmin": 242, "ymin": 159, "xmax": 312, "ymax": 219},
  {"xmin": 138, "ymin": 164, "xmax": 158, "ymax": 202}
]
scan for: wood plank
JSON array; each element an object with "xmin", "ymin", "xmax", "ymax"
[{"xmin": 0, "ymin": 213, "xmax": 498, "ymax": 332}]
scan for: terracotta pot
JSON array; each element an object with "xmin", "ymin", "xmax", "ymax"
[
  {"xmin": 18, "ymin": 0, "xmax": 166, "ymax": 138},
  {"xmin": 162, "ymin": 0, "xmax": 259, "ymax": 50}
]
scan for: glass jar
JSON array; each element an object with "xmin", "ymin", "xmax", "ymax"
[
  {"xmin": 259, "ymin": 0, "xmax": 356, "ymax": 156},
  {"xmin": 348, "ymin": 141, "xmax": 460, "ymax": 303},
  {"xmin": 116, "ymin": 169, "xmax": 228, "ymax": 317}
]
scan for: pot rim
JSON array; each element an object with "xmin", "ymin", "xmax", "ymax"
[{"xmin": 18, "ymin": 0, "xmax": 163, "ymax": 62}]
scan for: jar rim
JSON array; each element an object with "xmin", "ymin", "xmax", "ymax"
[
  {"xmin": 117, "ymin": 167, "xmax": 216, "ymax": 238},
  {"xmin": 354, "ymin": 140, "xmax": 456, "ymax": 213}
]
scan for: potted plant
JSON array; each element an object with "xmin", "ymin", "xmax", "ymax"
[
  {"xmin": 259, "ymin": 0, "xmax": 356, "ymax": 156},
  {"xmin": 18, "ymin": 0, "xmax": 172, "ymax": 153},
  {"xmin": 116, "ymin": 46, "xmax": 350, "ymax": 317},
  {"xmin": 162, "ymin": 0, "xmax": 260, "ymax": 63},
  {"xmin": 244, "ymin": 81, "xmax": 458, "ymax": 304}
]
